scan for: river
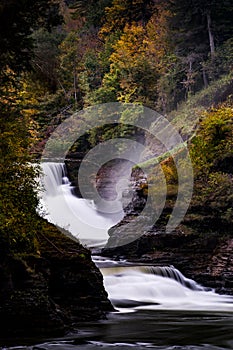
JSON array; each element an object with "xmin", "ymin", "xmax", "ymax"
[{"xmin": 3, "ymin": 162, "xmax": 233, "ymax": 350}]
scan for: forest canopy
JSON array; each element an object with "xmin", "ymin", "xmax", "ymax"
[{"xmin": 0, "ymin": 0, "xmax": 232, "ymax": 254}]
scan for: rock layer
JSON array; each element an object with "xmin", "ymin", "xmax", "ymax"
[{"xmin": 101, "ymin": 167, "xmax": 233, "ymax": 295}]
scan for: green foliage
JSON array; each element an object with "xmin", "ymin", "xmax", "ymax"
[
  {"xmin": 97, "ymin": 21, "xmax": 167, "ymax": 107},
  {"xmin": 44, "ymin": 0, "xmax": 233, "ymax": 115},
  {"xmin": 165, "ymin": 0, "xmax": 233, "ymax": 101},
  {"xmin": 0, "ymin": 0, "xmax": 63, "ymax": 255},
  {"xmin": 0, "ymin": 74, "xmax": 41, "ymax": 254},
  {"xmin": 88, "ymin": 65, "xmax": 120, "ymax": 104},
  {"xmin": 69, "ymin": 0, "xmax": 112, "ymax": 29},
  {"xmin": 59, "ymin": 31, "xmax": 83, "ymax": 107},
  {"xmin": 169, "ymin": 0, "xmax": 233, "ymax": 55},
  {"xmin": 190, "ymin": 104, "xmax": 233, "ymax": 177},
  {"xmin": 99, "ymin": 0, "xmax": 155, "ymax": 37},
  {"xmin": 185, "ymin": 103, "xmax": 233, "ymax": 228},
  {"xmin": 87, "ymin": 123, "xmax": 138, "ymax": 151},
  {"xmin": 170, "ymin": 73, "xmax": 233, "ymax": 138},
  {"xmin": 134, "ymin": 142, "xmax": 187, "ymax": 172},
  {"xmin": 31, "ymin": 28, "xmax": 66, "ymax": 93},
  {"xmin": 204, "ymin": 38, "xmax": 233, "ymax": 81}
]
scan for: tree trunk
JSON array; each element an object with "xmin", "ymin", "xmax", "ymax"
[
  {"xmin": 73, "ymin": 68, "xmax": 78, "ymax": 107},
  {"xmin": 202, "ymin": 67, "xmax": 208, "ymax": 88},
  {"xmin": 207, "ymin": 12, "xmax": 215, "ymax": 58}
]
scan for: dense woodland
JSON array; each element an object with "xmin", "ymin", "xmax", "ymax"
[{"xmin": 0, "ymin": 0, "xmax": 233, "ymax": 255}]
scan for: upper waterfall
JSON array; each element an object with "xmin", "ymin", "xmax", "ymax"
[
  {"xmin": 41, "ymin": 162, "xmax": 67, "ymax": 196},
  {"xmin": 38, "ymin": 162, "xmax": 124, "ymax": 247}
]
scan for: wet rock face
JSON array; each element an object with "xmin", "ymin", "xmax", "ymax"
[
  {"xmin": 0, "ymin": 223, "xmax": 113, "ymax": 339},
  {"xmin": 102, "ymin": 232, "xmax": 233, "ymax": 295},
  {"xmin": 46, "ymin": 251, "xmax": 113, "ymax": 324},
  {"xmin": 101, "ymin": 166, "xmax": 233, "ymax": 295}
]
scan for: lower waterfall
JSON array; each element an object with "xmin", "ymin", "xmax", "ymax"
[{"xmin": 98, "ymin": 262, "xmax": 233, "ymax": 312}]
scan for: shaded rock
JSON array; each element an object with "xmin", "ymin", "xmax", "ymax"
[{"xmin": 0, "ymin": 220, "xmax": 113, "ymax": 340}]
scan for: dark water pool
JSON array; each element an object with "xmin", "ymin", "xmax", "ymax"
[{"xmin": 2, "ymin": 310, "xmax": 233, "ymax": 350}]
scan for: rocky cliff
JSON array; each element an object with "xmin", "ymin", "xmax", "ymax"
[
  {"xmin": 101, "ymin": 158, "xmax": 233, "ymax": 294},
  {"xmin": 100, "ymin": 102, "xmax": 233, "ymax": 294},
  {"xmin": 0, "ymin": 220, "xmax": 113, "ymax": 341}
]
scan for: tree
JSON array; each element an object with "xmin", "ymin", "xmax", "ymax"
[
  {"xmin": 95, "ymin": 4, "xmax": 172, "ymax": 108},
  {"xmin": 0, "ymin": 0, "xmax": 62, "ymax": 75},
  {"xmin": 167, "ymin": 0, "xmax": 233, "ymax": 90},
  {"xmin": 109, "ymin": 23, "xmax": 158, "ymax": 105},
  {"xmin": 59, "ymin": 31, "xmax": 85, "ymax": 108},
  {"xmin": 0, "ymin": 72, "xmax": 40, "ymax": 253},
  {"xmin": 189, "ymin": 102, "xmax": 233, "ymax": 226},
  {"xmin": 99, "ymin": 0, "xmax": 155, "ymax": 38},
  {"xmin": 0, "ymin": 0, "xmax": 63, "ymax": 254},
  {"xmin": 68, "ymin": 0, "xmax": 113, "ymax": 29},
  {"xmin": 31, "ymin": 28, "xmax": 65, "ymax": 93}
]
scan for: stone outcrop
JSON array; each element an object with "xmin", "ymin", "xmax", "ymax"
[
  {"xmin": 0, "ymin": 221, "xmax": 113, "ymax": 340},
  {"xmin": 101, "ymin": 166, "xmax": 233, "ymax": 295}
]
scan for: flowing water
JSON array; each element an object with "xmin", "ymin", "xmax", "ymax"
[
  {"xmin": 39, "ymin": 162, "xmax": 124, "ymax": 247},
  {"xmin": 4, "ymin": 162, "xmax": 233, "ymax": 350}
]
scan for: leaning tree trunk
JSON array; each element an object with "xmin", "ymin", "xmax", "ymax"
[{"xmin": 207, "ymin": 12, "xmax": 215, "ymax": 59}]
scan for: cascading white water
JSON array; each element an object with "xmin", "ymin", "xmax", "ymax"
[
  {"xmin": 99, "ymin": 264, "xmax": 233, "ymax": 313},
  {"xmin": 39, "ymin": 162, "xmax": 124, "ymax": 247},
  {"xmin": 39, "ymin": 163, "xmax": 233, "ymax": 315},
  {"xmin": 101, "ymin": 265, "xmax": 205, "ymax": 291}
]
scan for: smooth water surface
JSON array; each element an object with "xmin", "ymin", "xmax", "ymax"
[{"xmin": 2, "ymin": 310, "xmax": 233, "ymax": 349}]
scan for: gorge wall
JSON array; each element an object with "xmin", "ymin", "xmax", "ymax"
[{"xmin": 0, "ymin": 220, "xmax": 113, "ymax": 342}]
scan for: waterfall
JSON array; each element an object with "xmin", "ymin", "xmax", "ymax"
[
  {"xmin": 142, "ymin": 265, "xmax": 205, "ymax": 291},
  {"xmin": 40, "ymin": 162, "xmax": 67, "ymax": 196},
  {"xmin": 38, "ymin": 162, "xmax": 233, "ymax": 315},
  {"xmin": 101, "ymin": 265, "xmax": 205, "ymax": 291},
  {"xmin": 98, "ymin": 262, "xmax": 233, "ymax": 313},
  {"xmin": 39, "ymin": 162, "xmax": 124, "ymax": 247}
]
